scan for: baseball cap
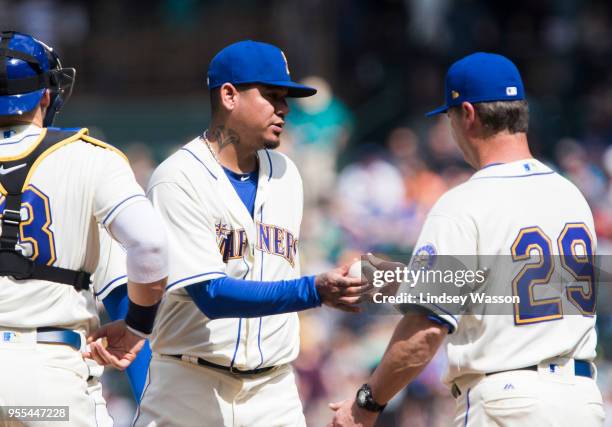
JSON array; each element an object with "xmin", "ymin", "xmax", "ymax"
[
  {"xmin": 426, "ymin": 52, "xmax": 525, "ymax": 117},
  {"xmin": 207, "ymin": 40, "xmax": 317, "ymax": 98}
]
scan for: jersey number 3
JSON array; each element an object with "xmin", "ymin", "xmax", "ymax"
[
  {"xmin": 0, "ymin": 185, "xmax": 57, "ymax": 266},
  {"xmin": 511, "ymin": 223, "xmax": 595, "ymax": 325}
]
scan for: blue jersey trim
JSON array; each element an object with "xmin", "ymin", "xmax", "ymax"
[
  {"xmin": 128, "ymin": 340, "xmax": 152, "ymax": 403},
  {"xmin": 95, "ymin": 275, "xmax": 127, "ymax": 297},
  {"xmin": 46, "ymin": 126, "xmax": 82, "ymax": 131},
  {"xmin": 230, "ymin": 318, "xmax": 243, "ymax": 369},
  {"xmin": 166, "ymin": 271, "xmax": 226, "ymax": 291},
  {"xmin": 133, "ymin": 363, "xmax": 152, "ymax": 425},
  {"xmin": 429, "ymin": 302, "xmax": 458, "ymax": 321},
  {"xmin": 480, "ymin": 162, "xmax": 504, "ymax": 170},
  {"xmin": 102, "ymin": 194, "xmax": 147, "ymax": 225},
  {"xmin": 427, "ymin": 314, "xmax": 455, "ymax": 333},
  {"xmin": 464, "ymin": 388, "xmax": 471, "ymax": 426},
  {"xmin": 472, "ymin": 171, "xmax": 555, "ymax": 181},
  {"xmin": 257, "ymin": 205, "xmax": 265, "ymax": 367},
  {"xmin": 265, "ymin": 150, "xmax": 273, "ymax": 181},
  {"xmin": 256, "ymin": 318, "xmax": 264, "ymax": 368},
  {"xmin": 180, "ymin": 147, "xmax": 217, "ymax": 180},
  {"xmin": 0, "ymin": 131, "xmax": 40, "ymax": 146}
]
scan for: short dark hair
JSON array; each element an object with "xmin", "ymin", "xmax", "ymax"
[
  {"xmin": 0, "ymin": 112, "xmax": 34, "ymax": 126},
  {"xmin": 473, "ymin": 100, "xmax": 529, "ymax": 136},
  {"xmin": 210, "ymin": 84, "xmax": 258, "ymax": 116},
  {"xmin": 209, "ymin": 88, "xmax": 221, "ymax": 115}
]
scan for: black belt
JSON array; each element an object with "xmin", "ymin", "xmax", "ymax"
[
  {"xmin": 168, "ymin": 354, "xmax": 276, "ymax": 376},
  {"xmin": 451, "ymin": 360, "xmax": 593, "ymax": 398}
]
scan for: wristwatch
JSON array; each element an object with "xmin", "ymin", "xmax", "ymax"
[{"xmin": 355, "ymin": 384, "xmax": 386, "ymax": 413}]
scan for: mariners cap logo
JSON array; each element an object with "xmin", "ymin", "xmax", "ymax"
[
  {"xmin": 280, "ymin": 50, "xmax": 290, "ymax": 76},
  {"xmin": 451, "ymin": 90, "xmax": 460, "ymax": 99}
]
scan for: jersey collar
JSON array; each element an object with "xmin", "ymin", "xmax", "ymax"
[
  {"xmin": 470, "ymin": 159, "xmax": 554, "ymax": 180},
  {"xmin": 0, "ymin": 124, "xmax": 40, "ymax": 140},
  {"xmin": 184, "ymin": 137, "xmax": 260, "ymax": 255}
]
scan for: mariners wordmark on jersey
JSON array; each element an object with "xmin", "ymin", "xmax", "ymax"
[{"xmin": 216, "ymin": 220, "xmax": 298, "ymax": 266}]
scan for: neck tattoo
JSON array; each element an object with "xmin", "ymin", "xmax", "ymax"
[
  {"xmin": 201, "ymin": 127, "xmax": 256, "ymax": 173},
  {"xmin": 201, "ymin": 129, "xmax": 221, "ymax": 165}
]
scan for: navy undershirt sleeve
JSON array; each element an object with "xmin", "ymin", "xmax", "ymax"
[{"xmin": 185, "ymin": 275, "xmax": 320, "ymax": 319}]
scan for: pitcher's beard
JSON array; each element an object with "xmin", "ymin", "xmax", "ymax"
[{"xmin": 263, "ymin": 139, "xmax": 281, "ymax": 149}]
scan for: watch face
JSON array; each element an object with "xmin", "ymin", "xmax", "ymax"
[{"xmin": 357, "ymin": 390, "xmax": 367, "ymax": 406}]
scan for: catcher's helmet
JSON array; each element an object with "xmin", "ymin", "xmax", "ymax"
[{"xmin": 0, "ymin": 31, "xmax": 75, "ymax": 126}]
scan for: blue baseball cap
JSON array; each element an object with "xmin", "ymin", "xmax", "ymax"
[
  {"xmin": 426, "ymin": 52, "xmax": 525, "ymax": 117},
  {"xmin": 207, "ymin": 40, "xmax": 316, "ymax": 98}
]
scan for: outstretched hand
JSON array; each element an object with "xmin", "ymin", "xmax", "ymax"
[{"xmin": 315, "ymin": 265, "xmax": 372, "ymax": 313}]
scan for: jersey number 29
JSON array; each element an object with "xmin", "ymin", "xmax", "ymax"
[{"xmin": 511, "ymin": 223, "xmax": 595, "ymax": 325}]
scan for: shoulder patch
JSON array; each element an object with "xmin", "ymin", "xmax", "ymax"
[{"xmin": 411, "ymin": 243, "xmax": 437, "ymax": 270}]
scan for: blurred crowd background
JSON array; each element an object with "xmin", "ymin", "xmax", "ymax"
[{"xmin": 5, "ymin": 0, "xmax": 612, "ymax": 425}]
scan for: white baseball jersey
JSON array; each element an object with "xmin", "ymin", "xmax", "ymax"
[
  {"xmin": 407, "ymin": 159, "xmax": 597, "ymax": 384},
  {"xmin": 0, "ymin": 124, "xmax": 145, "ymax": 334},
  {"xmin": 92, "ymin": 224, "xmax": 129, "ymax": 302},
  {"xmin": 148, "ymin": 137, "xmax": 304, "ymax": 369}
]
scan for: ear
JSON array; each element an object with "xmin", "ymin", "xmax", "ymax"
[
  {"xmin": 219, "ymin": 83, "xmax": 239, "ymax": 111},
  {"xmin": 36, "ymin": 90, "xmax": 52, "ymax": 124},
  {"xmin": 40, "ymin": 89, "xmax": 51, "ymax": 109},
  {"xmin": 461, "ymin": 101, "xmax": 476, "ymax": 128}
]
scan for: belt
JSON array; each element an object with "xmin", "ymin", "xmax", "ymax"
[
  {"xmin": 36, "ymin": 327, "xmax": 82, "ymax": 351},
  {"xmin": 451, "ymin": 360, "xmax": 593, "ymax": 398},
  {"xmin": 168, "ymin": 354, "xmax": 277, "ymax": 376}
]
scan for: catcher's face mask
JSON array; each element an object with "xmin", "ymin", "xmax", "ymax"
[{"xmin": 0, "ymin": 30, "xmax": 76, "ymax": 126}]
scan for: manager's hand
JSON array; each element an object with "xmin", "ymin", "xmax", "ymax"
[{"xmin": 366, "ymin": 253, "xmax": 406, "ymax": 297}]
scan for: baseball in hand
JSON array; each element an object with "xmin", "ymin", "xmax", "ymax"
[{"xmin": 348, "ymin": 258, "xmax": 377, "ymax": 280}]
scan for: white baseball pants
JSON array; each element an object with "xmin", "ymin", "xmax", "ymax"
[
  {"xmin": 0, "ymin": 329, "xmax": 102, "ymax": 427},
  {"xmin": 452, "ymin": 367, "xmax": 604, "ymax": 426},
  {"xmin": 134, "ymin": 354, "xmax": 306, "ymax": 427}
]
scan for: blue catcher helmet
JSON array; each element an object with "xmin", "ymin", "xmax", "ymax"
[{"xmin": 0, "ymin": 31, "xmax": 75, "ymax": 126}]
